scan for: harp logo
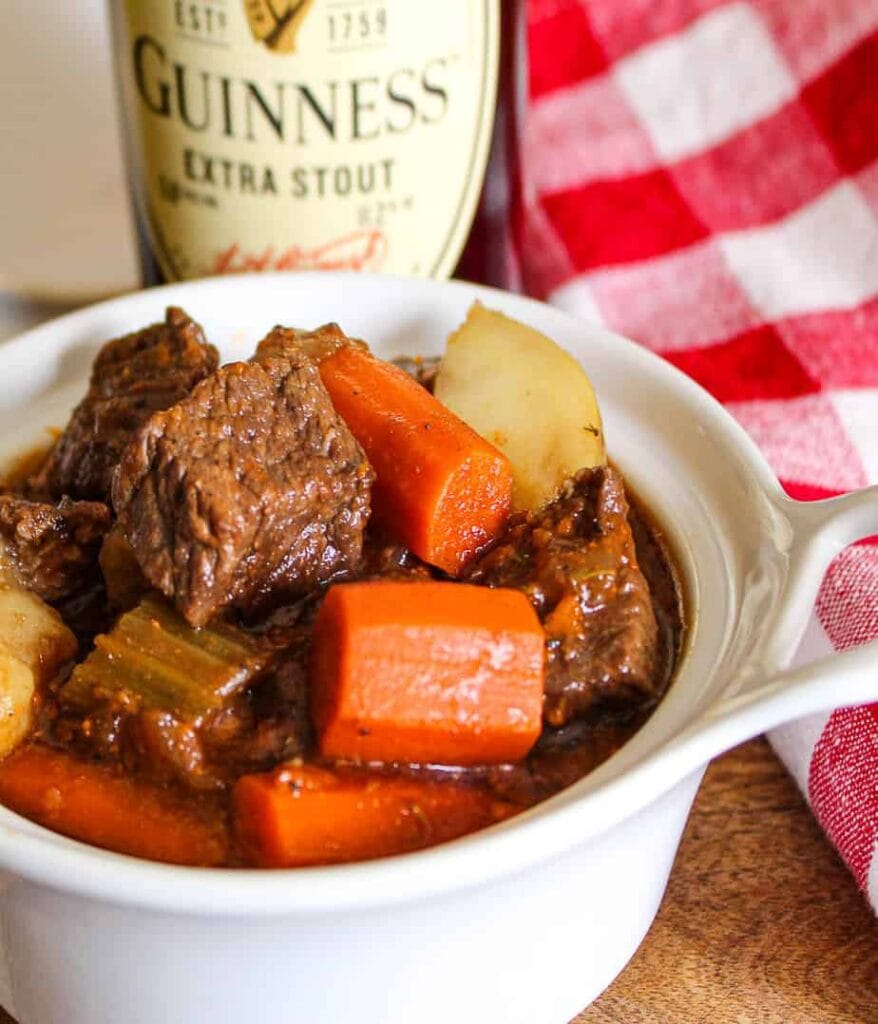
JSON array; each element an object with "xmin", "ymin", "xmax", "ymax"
[{"xmin": 243, "ymin": 0, "xmax": 316, "ymax": 53}]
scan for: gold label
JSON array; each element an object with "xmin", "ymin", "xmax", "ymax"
[
  {"xmin": 111, "ymin": 0, "xmax": 500, "ymax": 280},
  {"xmin": 242, "ymin": 0, "xmax": 317, "ymax": 53}
]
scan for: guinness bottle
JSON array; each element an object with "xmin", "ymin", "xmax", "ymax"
[{"xmin": 110, "ymin": 0, "xmax": 513, "ymax": 285}]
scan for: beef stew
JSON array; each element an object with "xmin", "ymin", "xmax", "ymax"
[{"xmin": 0, "ymin": 306, "xmax": 684, "ymax": 868}]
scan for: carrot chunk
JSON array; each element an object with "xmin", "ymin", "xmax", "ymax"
[
  {"xmin": 0, "ymin": 744, "xmax": 228, "ymax": 866},
  {"xmin": 310, "ymin": 581, "xmax": 545, "ymax": 766},
  {"xmin": 233, "ymin": 763, "xmax": 517, "ymax": 867},
  {"xmin": 317, "ymin": 345, "xmax": 513, "ymax": 574}
]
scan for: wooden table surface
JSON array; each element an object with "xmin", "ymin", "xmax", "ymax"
[
  {"xmin": 576, "ymin": 738, "xmax": 878, "ymax": 1023},
  {"xmin": 1, "ymin": 738, "xmax": 876, "ymax": 1024}
]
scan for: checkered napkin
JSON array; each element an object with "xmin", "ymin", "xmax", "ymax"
[{"xmin": 510, "ymin": 0, "xmax": 878, "ymax": 909}]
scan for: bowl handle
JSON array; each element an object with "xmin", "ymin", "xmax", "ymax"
[
  {"xmin": 765, "ymin": 485, "xmax": 878, "ymax": 667},
  {"xmin": 688, "ymin": 483, "xmax": 878, "ymax": 747},
  {"xmin": 672, "ymin": 485, "xmax": 878, "ymax": 759},
  {"xmin": 670, "ymin": 638, "xmax": 878, "ymax": 775}
]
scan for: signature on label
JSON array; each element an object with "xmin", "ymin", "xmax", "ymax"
[{"xmin": 211, "ymin": 230, "xmax": 388, "ymax": 274}]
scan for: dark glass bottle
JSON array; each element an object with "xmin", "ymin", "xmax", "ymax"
[{"xmin": 456, "ymin": 0, "xmax": 524, "ymax": 289}]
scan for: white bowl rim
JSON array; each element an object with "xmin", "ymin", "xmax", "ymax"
[{"xmin": 0, "ymin": 271, "xmax": 792, "ymax": 915}]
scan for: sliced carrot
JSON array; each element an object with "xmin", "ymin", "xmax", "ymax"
[
  {"xmin": 0, "ymin": 744, "xmax": 228, "ymax": 866},
  {"xmin": 233, "ymin": 763, "xmax": 517, "ymax": 867},
  {"xmin": 309, "ymin": 581, "xmax": 545, "ymax": 766},
  {"xmin": 317, "ymin": 344, "xmax": 513, "ymax": 574}
]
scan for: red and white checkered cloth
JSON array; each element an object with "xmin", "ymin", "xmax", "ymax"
[{"xmin": 510, "ymin": 0, "xmax": 878, "ymax": 909}]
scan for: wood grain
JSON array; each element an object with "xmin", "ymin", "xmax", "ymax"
[
  {"xmin": 575, "ymin": 738, "xmax": 878, "ymax": 1024},
  {"xmin": 0, "ymin": 739, "xmax": 875, "ymax": 1023}
]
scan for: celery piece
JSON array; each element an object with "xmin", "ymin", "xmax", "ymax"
[{"xmin": 62, "ymin": 594, "xmax": 273, "ymax": 719}]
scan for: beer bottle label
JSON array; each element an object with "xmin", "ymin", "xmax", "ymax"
[{"xmin": 111, "ymin": 0, "xmax": 500, "ymax": 279}]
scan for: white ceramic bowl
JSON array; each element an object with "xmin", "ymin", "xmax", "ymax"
[{"xmin": 0, "ymin": 273, "xmax": 875, "ymax": 1024}]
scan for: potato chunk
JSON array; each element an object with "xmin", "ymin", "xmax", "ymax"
[
  {"xmin": 0, "ymin": 587, "xmax": 77, "ymax": 758},
  {"xmin": 434, "ymin": 303, "xmax": 606, "ymax": 511},
  {"xmin": 0, "ymin": 645, "xmax": 36, "ymax": 758},
  {"xmin": 0, "ymin": 586, "xmax": 77, "ymax": 686}
]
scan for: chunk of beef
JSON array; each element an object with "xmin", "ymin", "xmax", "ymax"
[
  {"xmin": 255, "ymin": 322, "xmax": 365, "ymax": 365},
  {"xmin": 357, "ymin": 528, "xmax": 436, "ymax": 581},
  {"xmin": 55, "ymin": 592, "xmax": 285, "ymax": 790},
  {"xmin": 122, "ymin": 710, "xmax": 212, "ymax": 789},
  {"xmin": 208, "ymin": 645, "xmax": 314, "ymax": 779},
  {"xmin": 113, "ymin": 344, "xmax": 373, "ymax": 626},
  {"xmin": 31, "ymin": 307, "xmax": 218, "ymax": 502},
  {"xmin": 113, "ymin": 663, "xmax": 314, "ymax": 791},
  {"xmin": 69, "ymin": 652, "xmax": 314, "ymax": 792},
  {"xmin": 469, "ymin": 466, "xmax": 659, "ymax": 726},
  {"xmin": 0, "ymin": 495, "xmax": 110, "ymax": 602}
]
